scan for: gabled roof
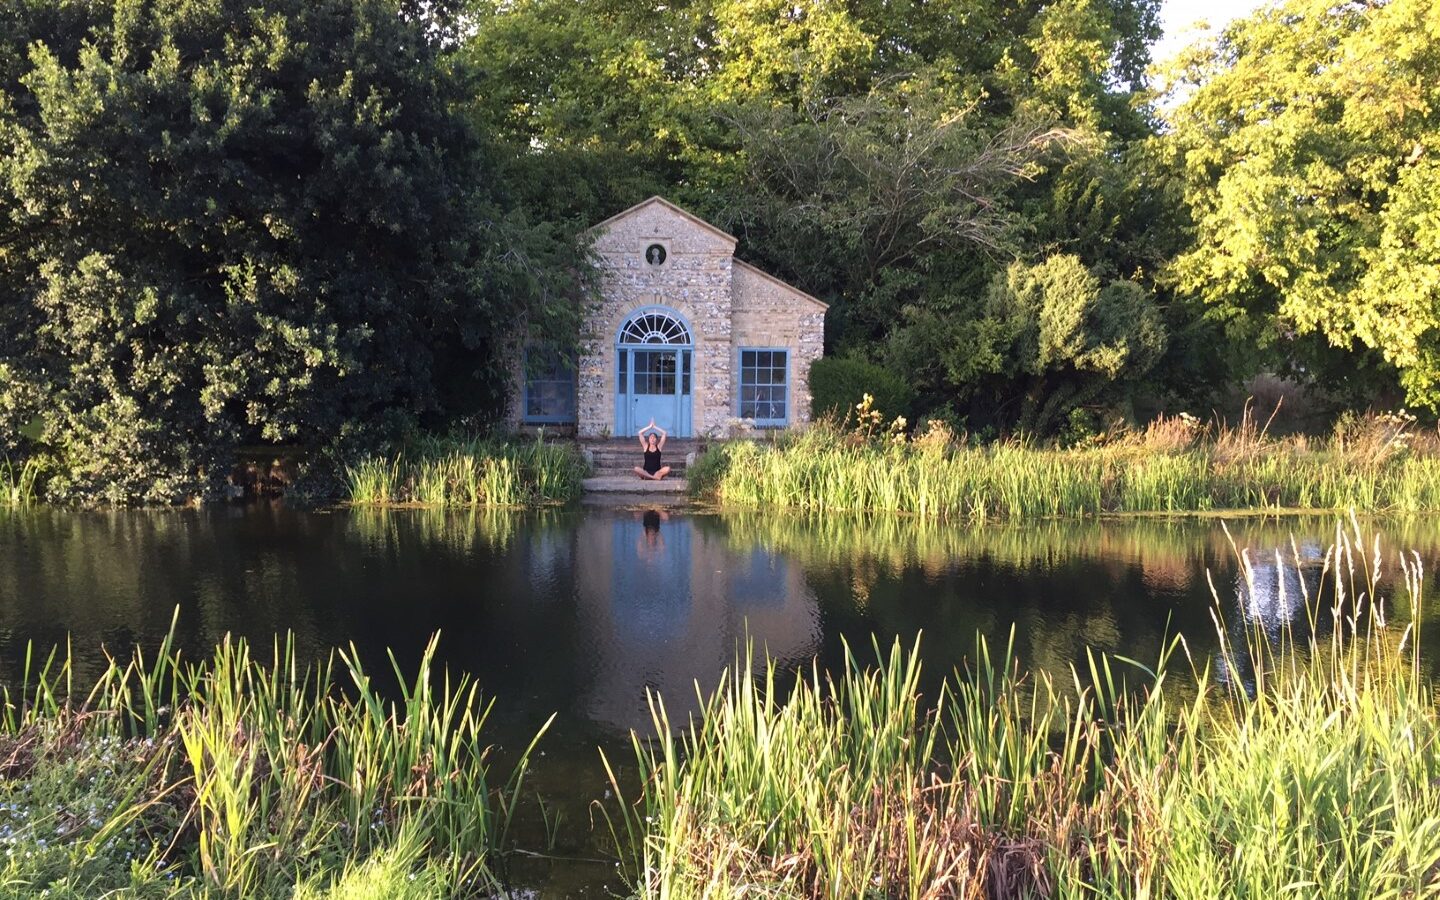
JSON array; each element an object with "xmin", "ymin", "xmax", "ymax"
[
  {"xmin": 586, "ymin": 196, "xmax": 738, "ymax": 248},
  {"xmin": 733, "ymin": 259, "xmax": 829, "ymax": 311}
]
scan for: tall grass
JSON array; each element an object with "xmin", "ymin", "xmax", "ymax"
[
  {"xmin": 692, "ymin": 420, "xmax": 1440, "ymax": 520},
  {"xmin": 0, "ymin": 616, "xmax": 551, "ymax": 897},
  {"xmin": 607, "ymin": 519, "xmax": 1440, "ymax": 897},
  {"xmin": 345, "ymin": 433, "xmax": 586, "ymax": 507},
  {"xmin": 0, "ymin": 455, "xmax": 42, "ymax": 505}
]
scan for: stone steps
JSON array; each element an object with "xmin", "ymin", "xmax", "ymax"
[
  {"xmin": 579, "ymin": 439, "xmax": 697, "ymax": 494},
  {"xmin": 580, "ymin": 440, "xmax": 702, "ymax": 476},
  {"xmin": 581, "ymin": 474, "xmax": 687, "ymax": 494}
]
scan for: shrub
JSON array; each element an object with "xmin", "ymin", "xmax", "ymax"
[{"xmin": 808, "ymin": 357, "xmax": 915, "ymax": 422}]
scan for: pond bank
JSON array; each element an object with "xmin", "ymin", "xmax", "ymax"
[
  {"xmin": 0, "ymin": 625, "xmax": 547, "ymax": 898},
  {"xmin": 688, "ymin": 421, "xmax": 1440, "ymax": 521},
  {"xmin": 5, "ymin": 524, "xmax": 1437, "ymax": 897}
]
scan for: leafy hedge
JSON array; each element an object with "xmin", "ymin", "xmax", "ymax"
[{"xmin": 807, "ymin": 358, "xmax": 915, "ymax": 422}]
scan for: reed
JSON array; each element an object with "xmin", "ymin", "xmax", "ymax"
[
  {"xmin": 0, "ymin": 455, "xmax": 42, "ymax": 506},
  {"xmin": 345, "ymin": 433, "xmax": 586, "ymax": 507},
  {"xmin": 608, "ymin": 519, "xmax": 1440, "ymax": 897},
  {"xmin": 0, "ymin": 615, "xmax": 551, "ymax": 897},
  {"xmin": 691, "ymin": 421, "xmax": 1440, "ymax": 520}
]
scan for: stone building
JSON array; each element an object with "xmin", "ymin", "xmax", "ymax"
[{"xmin": 512, "ymin": 196, "xmax": 827, "ymax": 438}]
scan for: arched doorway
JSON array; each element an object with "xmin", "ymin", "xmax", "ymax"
[{"xmin": 615, "ymin": 306, "xmax": 693, "ymax": 437}]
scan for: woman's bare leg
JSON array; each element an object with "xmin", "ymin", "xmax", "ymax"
[
  {"xmin": 653, "ymin": 466, "xmax": 672, "ymax": 480},
  {"xmin": 633, "ymin": 466, "xmax": 655, "ymax": 480}
]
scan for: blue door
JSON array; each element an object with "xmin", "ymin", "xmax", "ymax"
[
  {"xmin": 631, "ymin": 349, "xmax": 678, "ymax": 433},
  {"xmin": 616, "ymin": 307, "xmax": 694, "ymax": 437}
]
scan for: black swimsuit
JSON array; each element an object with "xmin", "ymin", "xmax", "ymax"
[{"xmin": 643, "ymin": 449, "xmax": 662, "ymax": 475}]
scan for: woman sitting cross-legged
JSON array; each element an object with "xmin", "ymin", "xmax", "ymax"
[{"xmin": 633, "ymin": 419, "xmax": 672, "ymax": 480}]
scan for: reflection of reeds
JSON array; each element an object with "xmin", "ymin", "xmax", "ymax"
[
  {"xmin": 608, "ymin": 522, "xmax": 1440, "ymax": 897},
  {"xmin": 692, "ymin": 423, "xmax": 1440, "ymax": 520},
  {"xmin": 346, "ymin": 505, "xmax": 528, "ymax": 552},
  {"xmin": 345, "ymin": 435, "xmax": 585, "ymax": 507},
  {"xmin": 0, "ymin": 613, "xmax": 550, "ymax": 895},
  {"xmin": 710, "ymin": 510, "xmax": 1440, "ymax": 592}
]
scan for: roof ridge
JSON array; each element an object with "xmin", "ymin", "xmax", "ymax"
[
  {"xmin": 733, "ymin": 258, "xmax": 829, "ymax": 310},
  {"xmin": 585, "ymin": 196, "xmax": 738, "ymax": 246}
]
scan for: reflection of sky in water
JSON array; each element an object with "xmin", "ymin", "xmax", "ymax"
[
  {"xmin": 580, "ymin": 510, "xmax": 819, "ymax": 732},
  {"xmin": 610, "ymin": 514, "xmax": 692, "ymax": 641},
  {"xmin": 1235, "ymin": 540, "xmax": 1326, "ymax": 633},
  {"xmin": 1213, "ymin": 539, "xmax": 1378, "ymax": 693}
]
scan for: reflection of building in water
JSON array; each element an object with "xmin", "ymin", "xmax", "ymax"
[{"xmin": 573, "ymin": 510, "xmax": 821, "ymax": 733}]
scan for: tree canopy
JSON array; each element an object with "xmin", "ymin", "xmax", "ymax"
[
  {"xmin": 0, "ymin": 0, "xmax": 583, "ymax": 500},
  {"xmin": 1164, "ymin": 0, "xmax": 1440, "ymax": 407},
  {"xmin": 460, "ymin": 0, "xmax": 1173, "ymax": 428},
  {"xmin": 2, "ymin": 0, "xmax": 1437, "ymax": 501}
]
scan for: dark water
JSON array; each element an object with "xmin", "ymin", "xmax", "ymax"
[{"xmin": 2, "ymin": 503, "xmax": 1438, "ymax": 894}]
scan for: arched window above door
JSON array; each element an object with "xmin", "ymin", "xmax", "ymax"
[{"xmin": 618, "ymin": 308, "xmax": 691, "ymax": 345}]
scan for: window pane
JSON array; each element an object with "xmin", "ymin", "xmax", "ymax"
[
  {"xmin": 523, "ymin": 348, "xmax": 576, "ymax": 421},
  {"xmin": 736, "ymin": 350, "xmax": 788, "ymax": 424}
]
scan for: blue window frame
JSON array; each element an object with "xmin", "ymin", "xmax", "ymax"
[
  {"xmin": 737, "ymin": 348, "xmax": 789, "ymax": 427},
  {"xmin": 522, "ymin": 348, "xmax": 576, "ymax": 424}
]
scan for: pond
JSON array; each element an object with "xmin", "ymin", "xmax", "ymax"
[{"xmin": 2, "ymin": 503, "xmax": 1438, "ymax": 894}]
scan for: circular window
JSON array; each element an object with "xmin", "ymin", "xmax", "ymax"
[{"xmin": 644, "ymin": 243, "xmax": 667, "ymax": 266}]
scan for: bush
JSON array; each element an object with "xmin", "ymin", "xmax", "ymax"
[{"xmin": 808, "ymin": 357, "xmax": 915, "ymax": 422}]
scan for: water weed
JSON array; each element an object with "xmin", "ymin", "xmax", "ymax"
[{"xmin": 0, "ymin": 455, "xmax": 42, "ymax": 506}]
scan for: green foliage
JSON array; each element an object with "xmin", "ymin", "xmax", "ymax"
[
  {"xmin": 1165, "ymin": 0, "xmax": 1440, "ymax": 407},
  {"xmin": 611, "ymin": 525, "xmax": 1440, "ymax": 896},
  {"xmin": 345, "ymin": 434, "xmax": 586, "ymax": 506},
  {"xmin": 807, "ymin": 357, "xmax": 915, "ymax": 423},
  {"xmin": 0, "ymin": 617, "xmax": 551, "ymax": 896},
  {"xmin": 0, "ymin": 0, "xmax": 585, "ymax": 503},
  {"xmin": 957, "ymin": 254, "xmax": 1166, "ymax": 434},
  {"xmin": 0, "ymin": 454, "xmax": 43, "ymax": 505},
  {"xmin": 463, "ymin": 0, "xmax": 1181, "ymax": 422},
  {"xmin": 691, "ymin": 419, "xmax": 1440, "ymax": 521}
]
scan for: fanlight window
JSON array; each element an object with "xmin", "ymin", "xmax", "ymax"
[{"xmin": 620, "ymin": 310, "xmax": 691, "ymax": 345}]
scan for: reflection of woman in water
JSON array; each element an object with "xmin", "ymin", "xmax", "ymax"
[
  {"xmin": 636, "ymin": 508, "xmax": 668, "ymax": 560},
  {"xmin": 633, "ymin": 419, "xmax": 672, "ymax": 481}
]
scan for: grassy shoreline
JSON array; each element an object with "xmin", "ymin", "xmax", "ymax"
[
  {"xmin": 3, "ymin": 523, "xmax": 1439, "ymax": 897},
  {"xmin": 344, "ymin": 434, "xmax": 586, "ymax": 508},
  {"xmin": 0, "ymin": 620, "xmax": 549, "ymax": 898},
  {"xmin": 689, "ymin": 417, "xmax": 1440, "ymax": 521},
  {"xmin": 607, "ymin": 522, "xmax": 1440, "ymax": 897}
]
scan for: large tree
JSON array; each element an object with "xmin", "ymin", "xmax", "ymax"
[
  {"xmin": 1164, "ymin": 0, "xmax": 1440, "ymax": 407},
  {"xmin": 461, "ymin": 0, "xmax": 1174, "ymax": 429},
  {"xmin": 917, "ymin": 254, "xmax": 1166, "ymax": 434},
  {"xmin": 0, "ymin": 0, "xmax": 582, "ymax": 501}
]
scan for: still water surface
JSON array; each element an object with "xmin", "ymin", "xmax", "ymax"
[{"xmin": 2, "ymin": 503, "xmax": 1438, "ymax": 893}]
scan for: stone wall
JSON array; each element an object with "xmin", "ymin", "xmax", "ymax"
[
  {"xmin": 507, "ymin": 197, "xmax": 827, "ymax": 437},
  {"xmin": 730, "ymin": 261, "xmax": 827, "ymax": 426},
  {"xmin": 579, "ymin": 199, "xmax": 737, "ymax": 437}
]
